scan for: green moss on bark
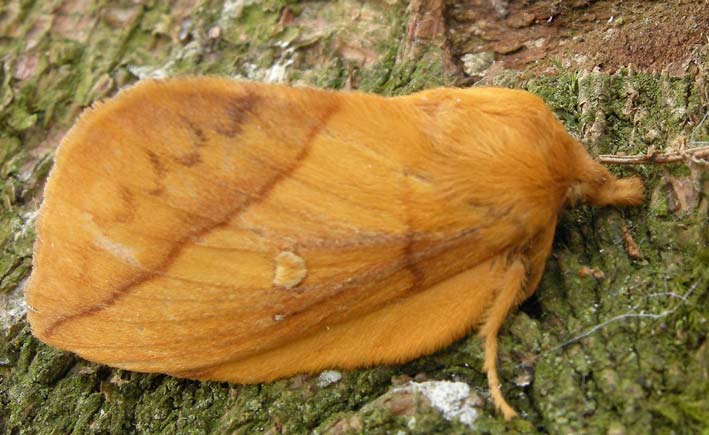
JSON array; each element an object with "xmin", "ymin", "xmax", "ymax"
[{"xmin": 1, "ymin": 1, "xmax": 707, "ymax": 434}]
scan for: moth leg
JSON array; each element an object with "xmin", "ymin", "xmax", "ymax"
[{"xmin": 478, "ymin": 259, "xmax": 526, "ymax": 420}]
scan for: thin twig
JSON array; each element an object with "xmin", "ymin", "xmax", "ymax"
[
  {"xmin": 600, "ymin": 111, "xmax": 709, "ymax": 165},
  {"xmin": 598, "ymin": 146, "xmax": 709, "ymax": 165},
  {"xmin": 548, "ymin": 271, "xmax": 707, "ymax": 352}
]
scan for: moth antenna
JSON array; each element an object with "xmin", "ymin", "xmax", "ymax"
[{"xmin": 478, "ymin": 259, "xmax": 526, "ymax": 420}]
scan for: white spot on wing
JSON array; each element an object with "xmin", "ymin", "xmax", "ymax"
[{"xmin": 273, "ymin": 251, "xmax": 307, "ymax": 289}]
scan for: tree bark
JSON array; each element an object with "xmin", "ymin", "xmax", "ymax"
[{"xmin": 1, "ymin": 1, "xmax": 707, "ymax": 434}]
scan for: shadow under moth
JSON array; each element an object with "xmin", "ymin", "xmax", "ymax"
[{"xmin": 25, "ymin": 77, "xmax": 644, "ymax": 419}]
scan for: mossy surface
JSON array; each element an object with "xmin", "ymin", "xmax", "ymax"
[{"xmin": 1, "ymin": 1, "xmax": 707, "ymax": 434}]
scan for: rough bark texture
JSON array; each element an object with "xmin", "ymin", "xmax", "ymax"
[{"xmin": 0, "ymin": 1, "xmax": 707, "ymax": 434}]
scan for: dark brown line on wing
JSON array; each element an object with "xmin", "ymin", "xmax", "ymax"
[
  {"xmin": 402, "ymin": 172, "xmax": 425, "ymax": 292},
  {"xmin": 153, "ymin": 228, "xmax": 491, "ymax": 370},
  {"xmin": 403, "ymin": 227, "xmax": 426, "ymax": 292},
  {"xmin": 175, "ymin": 151, "xmax": 202, "ymax": 167},
  {"xmin": 146, "ymin": 150, "xmax": 166, "ymax": 196},
  {"xmin": 47, "ymin": 227, "xmax": 475, "ymax": 309},
  {"xmin": 257, "ymin": 225, "xmax": 480, "ymax": 323},
  {"xmin": 214, "ymin": 91, "xmax": 259, "ymax": 138},
  {"xmin": 42, "ymin": 94, "xmax": 338, "ymax": 339},
  {"xmin": 178, "ymin": 114, "xmax": 208, "ymax": 147},
  {"xmin": 51, "ymin": 226, "xmax": 488, "ymax": 354}
]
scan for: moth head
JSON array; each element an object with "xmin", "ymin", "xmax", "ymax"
[{"xmin": 566, "ymin": 175, "xmax": 644, "ymax": 208}]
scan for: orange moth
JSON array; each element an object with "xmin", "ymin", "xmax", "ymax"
[{"xmin": 25, "ymin": 77, "xmax": 644, "ymax": 419}]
